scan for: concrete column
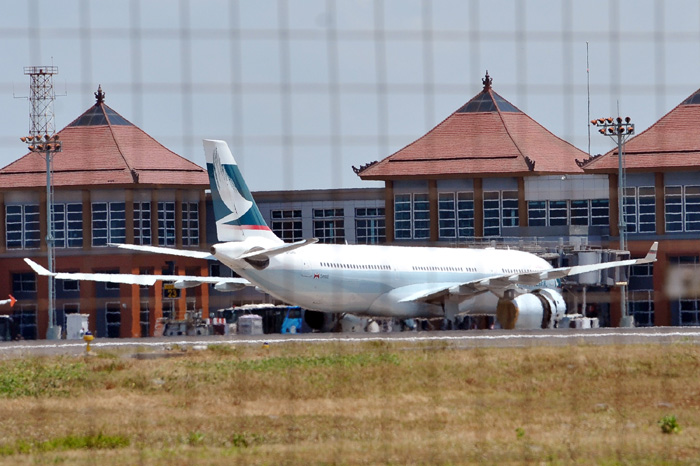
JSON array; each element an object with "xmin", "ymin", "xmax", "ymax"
[
  {"xmin": 655, "ymin": 172, "xmax": 665, "ymax": 235},
  {"xmin": 0, "ymin": 192, "xmax": 5, "ymax": 254},
  {"xmin": 429, "ymin": 180, "xmax": 438, "ymax": 242},
  {"xmin": 474, "ymin": 178, "xmax": 483, "ymax": 237},
  {"xmin": 199, "ymin": 263, "xmax": 210, "ymax": 319},
  {"xmin": 175, "ymin": 190, "xmax": 183, "ymax": 249},
  {"xmin": 153, "ymin": 268, "xmax": 163, "ymax": 336},
  {"xmin": 151, "ymin": 195, "xmax": 159, "ymax": 246},
  {"xmin": 384, "ymin": 181, "xmax": 394, "ymax": 244},
  {"xmin": 123, "ymin": 265, "xmax": 141, "ymax": 338},
  {"xmin": 199, "ymin": 190, "xmax": 207, "ymax": 246},
  {"xmin": 82, "ymin": 190, "xmax": 91, "ymax": 249},
  {"xmin": 125, "ymin": 190, "xmax": 134, "ymax": 244},
  {"xmin": 518, "ymin": 177, "xmax": 527, "ymax": 227}
]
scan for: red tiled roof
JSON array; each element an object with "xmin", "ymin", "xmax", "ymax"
[
  {"xmin": 0, "ymin": 100, "xmax": 208, "ymax": 189},
  {"xmin": 356, "ymin": 79, "xmax": 587, "ymax": 180},
  {"xmin": 584, "ymin": 89, "xmax": 700, "ymax": 172}
]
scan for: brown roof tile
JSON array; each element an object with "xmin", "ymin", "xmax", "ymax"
[
  {"xmin": 357, "ymin": 75, "xmax": 587, "ymax": 180},
  {"xmin": 584, "ymin": 89, "xmax": 700, "ymax": 172},
  {"xmin": 0, "ymin": 99, "xmax": 208, "ymax": 189}
]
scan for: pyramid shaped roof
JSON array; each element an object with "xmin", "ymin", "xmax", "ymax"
[
  {"xmin": 355, "ymin": 72, "xmax": 587, "ymax": 180},
  {"xmin": 0, "ymin": 86, "xmax": 209, "ymax": 189},
  {"xmin": 583, "ymin": 88, "xmax": 700, "ymax": 173}
]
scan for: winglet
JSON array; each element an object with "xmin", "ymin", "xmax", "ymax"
[
  {"xmin": 24, "ymin": 258, "xmax": 54, "ymax": 276},
  {"xmin": 8, "ymin": 295, "xmax": 16, "ymax": 308},
  {"xmin": 642, "ymin": 241, "xmax": 658, "ymax": 263}
]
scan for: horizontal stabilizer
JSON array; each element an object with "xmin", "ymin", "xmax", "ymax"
[{"xmin": 236, "ymin": 238, "xmax": 319, "ymax": 261}]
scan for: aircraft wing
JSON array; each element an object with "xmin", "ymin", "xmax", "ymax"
[
  {"xmin": 406, "ymin": 241, "xmax": 658, "ymax": 304},
  {"xmin": 24, "ymin": 258, "xmax": 250, "ymax": 290},
  {"xmin": 107, "ymin": 243, "xmax": 215, "ymax": 260}
]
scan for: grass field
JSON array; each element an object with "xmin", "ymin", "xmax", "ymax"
[{"xmin": 0, "ymin": 340, "xmax": 699, "ymax": 465}]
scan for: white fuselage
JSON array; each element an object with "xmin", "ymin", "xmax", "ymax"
[{"xmin": 212, "ymin": 241, "xmax": 555, "ymax": 319}]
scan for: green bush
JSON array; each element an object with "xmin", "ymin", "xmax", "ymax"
[{"xmin": 658, "ymin": 415, "xmax": 681, "ymax": 434}]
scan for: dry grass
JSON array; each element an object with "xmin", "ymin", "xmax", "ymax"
[{"xmin": 0, "ymin": 340, "xmax": 699, "ymax": 465}]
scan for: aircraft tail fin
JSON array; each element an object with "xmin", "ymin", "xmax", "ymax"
[{"xmin": 203, "ymin": 140, "xmax": 281, "ymax": 243}]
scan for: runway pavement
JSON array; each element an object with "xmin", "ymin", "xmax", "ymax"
[{"xmin": 2, "ymin": 326, "xmax": 700, "ymax": 358}]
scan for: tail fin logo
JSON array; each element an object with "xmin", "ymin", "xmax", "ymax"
[{"xmin": 212, "ymin": 147, "xmax": 253, "ymax": 223}]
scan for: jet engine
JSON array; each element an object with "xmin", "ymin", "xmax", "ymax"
[
  {"xmin": 496, "ymin": 289, "xmax": 566, "ymax": 330},
  {"xmin": 303, "ymin": 310, "xmax": 340, "ymax": 332}
]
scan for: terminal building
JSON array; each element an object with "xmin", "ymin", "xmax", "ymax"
[{"xmin": 1, "ymin": 74, "xmax": 700, "ymax": 338}]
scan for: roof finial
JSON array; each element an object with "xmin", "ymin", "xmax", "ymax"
[
  {"xmin": 482, "ymin": 70, "xmax": 492, "ymax": 91},
  {"xmin": 95, "ymin": 85, "xmax": 105, "ymax": 105}
]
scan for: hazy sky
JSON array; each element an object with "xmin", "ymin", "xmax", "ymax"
[{"xmin": 2, "ymin": 0, "xmax": 700, "ymax": 191}]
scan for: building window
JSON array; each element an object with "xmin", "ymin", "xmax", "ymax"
[
  {"xmin": 685, "ymin": 186, "xmax": 700, "ymax": 232},
  {"xmin": 625, "ymin": 187, "xmax": 656, "ymax": 234},
  {"xmin": 313, "ymin": 208, "xmax": 345, "ymax": 244},
  {"xmin": 134, "ymin": 201, "xmax": 152, "ymax": 246},
  {"xmin": 62, "ymin": 278, "xmax": 79, "ymax": 292},
  {"xmin": 501, "ymin": 191, "xmax": 519, "ymax": 228},
  {"xmin": 548, "ymin": 200, "xmax": 568, "ymax": 226},
  {"xmin": 394, "ymin": 193, "xmax": 431, "ymax": 240},
  {"xmin": 628, "ymin": 263, "xmax": 654, "ymax": 327},
  {"xmin": 439, "ymin": 192, "xmax": 475, "ymax": 239},
  {"xmin": 413, "ymin": 194, "xmax": 430, "ymax": 239},
  {"xmin": 6, "ymin": 204, "xmax": 40, "ymax": 250},
  {"xmin": 528, "ymin": 201, "xmax": 546, "ymax": 227},
  {"xmin": 457, "ymin": 192, "xmax": 475, "ymax": 238},
  {"xmin": 271, "ymin": 209, "xmax": 303, "ymax": 243},
  {"xmin": 438, "ymin": 193, "xmax": 456, "ymax": 238},
  {"xmin": 570, "ymin": 200, "xmax": 589, "ymax": 226},
  {"xmin": 665, "ymin": 185, "xmax": 700, "ymax": 233},
  {"xmin": 182, "ymin": 202, "xmax": 199, "ymax": 246},
  {"xmin": 162, "ymin": 300, "xmax": 175, "ymax": 321},
  {"xmin": 483, "ymin": 191, "xmax": 517, "ymax": 236},
  {"xmin": 14, "ymin": 304, "xmax": 37, "ymax": 340},
  {"xmin": 670, "ymin": 256, "xmax": 700, "ymax": 326},
  {"xmin": 591, "ymin": 199, "xmax": 609, "ymax": 226},
  {"xmin": 355, "ymin": 207, "xmax": 385, "ymax": 244},
  {"xmin": 665, "ymin": 186, "xmax": 683, "ymax": 232},
  {"xmin": 12, "ymin": 273, "xmax": 36, "ymax": 294},
  {"xmin": 529, "ymin": 199, "xmax": 609, "ymax": 227},
  {"xmin": 140, "ymin": 301, "xmax": 150, "ymax": 337},
  {"xmin": 638, "ymin": 187, "xmax": 656, "ymax": 232},
  {"xmin": 483, "ymin": 191, "xmax": 500, "ymax": 236},
  {"xmin": 92, "ymin": 202, "xmax": 126, "ymax": 247},
  {"xmin": 105, "ymin": 302, "xmax": 121, "ymax": 338},
  {"xmin": 394, "ymin": 194, "xmax": 412, "ymax": 239},
  {"xmin": 53, "ymin": 203, "xmax": 83, "ymax": 248},
  {"xmin": 158, "ymin": 201, "xmax": 176, "ymax": 246}
]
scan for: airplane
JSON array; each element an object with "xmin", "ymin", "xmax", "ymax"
[{"xmin": 26, "ymin": 139, "xmax": 658, "ymax": 330}]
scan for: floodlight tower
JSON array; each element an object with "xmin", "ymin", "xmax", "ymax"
[
  {"xmin": 20, "ymin": 66, "xmax": 62, "ymax": 340},
  {"xmin": 591, "ymin": 116, "xmax": 635, "ymax": 326}
]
